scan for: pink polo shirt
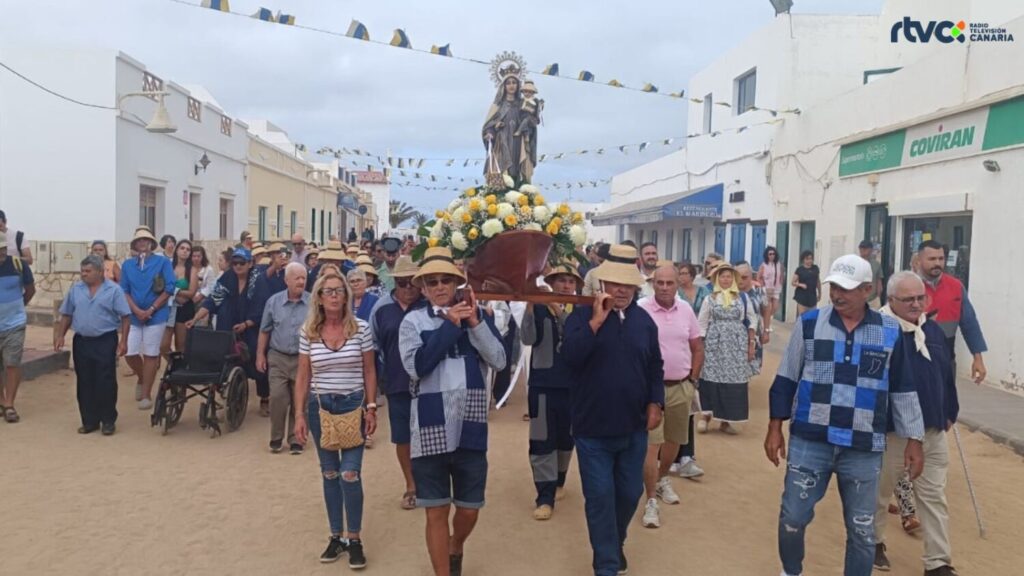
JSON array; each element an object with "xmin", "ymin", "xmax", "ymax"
[{"xmin": 638, "ymin": 296, "xmax": 701, "ymax": 380}]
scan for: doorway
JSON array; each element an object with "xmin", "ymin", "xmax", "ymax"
[
  {"xmin": 714, "ymin": 224, "xmax": 726, "ymax": 255},
  {"xmin": 775, "ymin": 221, "xmax": 789, "ymax": 321},
  {"xmin": 750, "ymin": 222, "xmax": 767, "ymax": 270},
  {"xmin": 189, "ymin": 191, "xmax": 201, "ymax": 241},
  {"xmin": 864, "ymin": 205, "xmax": 894, "ymax": 300},
  {"xmin": 729, "ymin": 222, "xmax": 747, "ymax": 264},
  {"xmin": 902, "ymin": 213, "xmax": 973, "ymax": 288}
]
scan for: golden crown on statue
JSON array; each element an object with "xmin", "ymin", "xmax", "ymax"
[{"xmin": 489, "ymin": 50, "xmax": 527, "ymax": 86}]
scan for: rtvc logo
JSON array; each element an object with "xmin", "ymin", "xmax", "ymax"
[{"xmin": 891, "ymin": 18, "xmax": 966, "ymax": 43}]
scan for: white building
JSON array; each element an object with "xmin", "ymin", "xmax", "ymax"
[
  {"xmin": 0, "ymin": 44, "xmax": 249, "ymax": 263},
  {"xmin": 771, "ymin": 1, "xmax": 1024, "ymax": 393},
  {"xmin": 601, "ymin": 10, "xmax": 919, "ymax": 275},
  {"xmin": 351, "ymin": 170, "xmax": 390, "ymax": 236}
]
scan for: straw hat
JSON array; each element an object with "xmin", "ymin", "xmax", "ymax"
[
  {"xmin": 413, "ymin": 247, "xmax": 466, "ymax": 286},
  {"xmin": 251, "ymin": 245, "xmax": 267, "ymax": 260},
  {"xmin": 355, "ymin": 255, "xmax": 378, "ymax": 277},
  {"xmin": 391, "ymin": 255, "xmax": 419, "ymax": 278},
  {"xmin": 319, "ymin": 240, "xmax": 349, "ymax": 262},
  {"xmin": 544, "ymin": 262, "xmax": 582, "ymax": 282},
  {"xmin": 345, "ymin": 245, "xmax": 360, "ymax": 256},
  {"xmin": 130, "ymin": 226, "xmax": 158, "ymax": 250},
  {"xmin": 590, "ymin": 244, "xmax": 645, "ymax": 287},
  {"xmin": 707, "ymin": 262, "xmax": 737, "ymax": 280},
  {"xmin": 267, "ymin": 241, "xmax": 287, "ymax": 253}
]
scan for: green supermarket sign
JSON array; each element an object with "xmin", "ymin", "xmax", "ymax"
[{"xmin": 839, "ymin": 95, "xmax": 1024, "ymax": 177}]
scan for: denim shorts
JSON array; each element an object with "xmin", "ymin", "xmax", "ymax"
[
  {"xmin": 412, "ymin": 448, "xmax": 488, "ymax": 509},
  {"xmin": 386, "ymin": 391, "xmax": 412, "ymax": 445}
]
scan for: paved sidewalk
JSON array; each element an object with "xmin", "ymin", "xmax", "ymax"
[{"xmin": 768, "ymin": 319, "xmax": 1024, "ymax": 457}]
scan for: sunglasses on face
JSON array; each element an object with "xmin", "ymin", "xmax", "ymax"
[
  {"xmin": 423, "ymin": 277, "xmax": 457, "ymax": 288},
  {"xmin": 320, "ymin": 287, "xmax": 346, "ymax": 298},
  {"xmin": 231, "ymin": 261, "xmax": 248, "ymax": 267},
  {"xmin": 395, "ymin": 279, "xmax": 414, "ymax": 288},
  {"xmin": 893, "ymin": 295, "xmax": 927, "ymax": 304}
]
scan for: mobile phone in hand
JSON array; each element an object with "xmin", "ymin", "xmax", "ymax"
[{"xmin": 454, "ymin": 287, "xmax": 466, "ymax": 303}]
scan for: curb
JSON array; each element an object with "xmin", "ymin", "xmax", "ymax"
[
  {"xmin": 21, "ymin": 350, "xmax": 70, "ymax": 381},
  {"xmin": 957, "ymin": 416, "xmax": 1024, "ymax": 457}
]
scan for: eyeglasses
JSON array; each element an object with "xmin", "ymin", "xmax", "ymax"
[
  {"xmin": 395, "ymin": 279, "xmax": 414, "ymax": 288},
  {"xmin": 423, "ymin": 277, "xmax": 457, "ymax": 288},
  {"xmin": 893, "ymin": 295, "xmax": 927, "ymax": 304},
  {"xmin": 294, "ymin": 242, "xmax": 305, "ymax": 247},
  {"xmin": 231, "ymin": 261, "xmax": 248, "ymax": 267},
  {"xmin": 320, "ymin": 287, "xmax": 346, "ymax": 298}
]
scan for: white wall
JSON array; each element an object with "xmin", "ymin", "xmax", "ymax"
[
  {"xmin": 359, "ymin": 182, "xmax": 390, "ymax": 235},
  {"xmin": 114, "ymin": 54, "xmax": 248, "ymax": 243},
  {"xmin": 771, "ymin": 8, "xmax": 1024, "ymax": 392},
  {"xmin": 0, "ymin": 44, "xmax": 118, "ymax": 240}
]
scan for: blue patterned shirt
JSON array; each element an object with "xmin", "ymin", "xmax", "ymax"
[
  {"xmin": 398, "ymin": 306, "xmax": 506, "ymax": 458},
  {"xmin": 769, "ymin": 306, "xmax": 924, "ymax": 452}
]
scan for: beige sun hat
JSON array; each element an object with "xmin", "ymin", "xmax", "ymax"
[
  {"xmin": 412, "ymin": 247, "xmax": 466, "ymax": 286},
  {"xmin": 544, "ymin": 261, "xmax": 582, "ymax": 282},
  {"xmin": 591, "ymin": 244, "xmax": 645, "ymax": 287},
  {"xmin": 251, "ymin": 245, "xmax": 267, "ymax": 260},
  {"xmin": 319, "ymin": 240, "xmax": 349, "ymax": 262},
  {"xmin": 391, "ymin": 255, "xmax": 419, "ymax": 278},
  {"xmin": 355, "ymin": 255, "xmax": 378, "ymax": 277},
  {"xmin": 267, "ymin": 241, "xmax": 287, "ymax": 253},
  {"xmin": 708, "ymin": 262, "xmax": 737, "ymax": 280},
  {"xmin": 130, "ymin": 226, "xmax": 158, "ymax": 250}
]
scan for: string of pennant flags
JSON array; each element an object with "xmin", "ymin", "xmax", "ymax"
[
  {"xmin": 314, "ymin": 117, "xmax": 785, "ymax": 179},
  {"xmin": 189, "ymin": 0, "xmax": 800, "ymax": 114},
  {"xmin": 386, "ymin": 178, "xmax": 612, "ymax": 194}
]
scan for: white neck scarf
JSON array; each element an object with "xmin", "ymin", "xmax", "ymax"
[{"xmin": 880, "ymin": 304, "xmax": 930, "ymax": 361}]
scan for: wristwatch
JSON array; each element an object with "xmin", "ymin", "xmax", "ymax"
[{"xmin": 365, "ymin": 403, "xmax": 378, "ymax": 411}]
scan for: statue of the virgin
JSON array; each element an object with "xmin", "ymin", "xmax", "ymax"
[{"xmin": 482, "ymin": 52, "xmax": 537, "ymax": 185}]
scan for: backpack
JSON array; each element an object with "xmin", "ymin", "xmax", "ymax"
[
  {"xmin": 9, "ymin": 255, "xmax": 24, "ymax": 287},
  {"xmin": 15, "ymin": 231, "xmax": 24, "ymax": 257}
]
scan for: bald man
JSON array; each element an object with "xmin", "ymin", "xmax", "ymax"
[
  {"xmin": 256, "ymin": 262, "xmax": 310, "ymax": 454},
  {"xmin": 290, "ymin": 233, "xmax": 308, "ymax": 265}
]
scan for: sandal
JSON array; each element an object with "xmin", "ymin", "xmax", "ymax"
[
  {"xmin": 401, "ymin": 491, "xmax": 417, "ymax": 510},
  {"xmin": 902, "ymin": 514, "xmax": 921, "ymax": 533},
  {"xmin": 888, "ymin": 503, "xmax": 899, "ymax": 515},
  {"xmin": 4, "ymin": 406, "xmax": 20, "ymax": 423}
]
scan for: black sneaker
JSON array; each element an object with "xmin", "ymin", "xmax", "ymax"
[
  {"xmin": 617, "ymin": 547, "xmax": 628, "ymax": 575},
  {"xmin": 348, "ymin": 539, "xmax": 367, "ymax": 570},
  {"xmin": 101, "ymin": 423, "xmax": 116, "ymax": 436},
  {"xmin": 269, "ymin": 440, "xmax": 283, "ymax": 454},
  {"xmin": 874, "ymin": 543, "xmax": 891, "ymax": 571},
  {"xmin": 925, "ymin": 566, "xmax": 960, "ymax": 576},
  {"xmin": 320, "ymin": 536, "xmax": 348, "ymax": 563},
  {"xmin": 449, "ymin": 553, "xmax": 463, "ymax": 576},
  {"xmin": 289, "ymin": 443, "xmax": 303, "ymax": 455}
]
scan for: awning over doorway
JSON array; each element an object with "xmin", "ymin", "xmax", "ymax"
[{"xmin": 592, "ymin": 183, "xmax": 723, "ymax": 226}]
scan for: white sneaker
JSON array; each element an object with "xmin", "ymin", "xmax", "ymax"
[
  {"xmin": 656, "ymin": 476, "xmax": 681, "ymax": 505},
  {"xmin": 669, "ymin": 462, "xmax": 682, "ymax": 475},
  {"xmin": 641, "ymin": 498, "xmax": 660, "ymax": 528},
  {"xmin": 138, "ymin": 398, "xmax": 153, "ymax": 410},
  {"xmin": 678, "ymin": 460, "xmax": 705, "ymax": 479}
]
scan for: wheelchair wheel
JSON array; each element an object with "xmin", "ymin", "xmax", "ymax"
[
  {"xmin": 161, "ymin": 385, "xmax": 185, "ymax": 436},
  {"xmin": 225, "ymin": 366, "xmax": 249, "ymax": 432}
]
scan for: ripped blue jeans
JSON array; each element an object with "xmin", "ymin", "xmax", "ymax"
[
  {"xmin": 778, "ymin": 435, "xmax": 882, "ymax": 576},
  {"xmin": 308, "ymin": 391, "xmax": 366, "ymax": 536}
]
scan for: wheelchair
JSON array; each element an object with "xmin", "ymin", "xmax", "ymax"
[{"xmin": 150, "ymin": 328, "xmax": 250, "ymax": 437}]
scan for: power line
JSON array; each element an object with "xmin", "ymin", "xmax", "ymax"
[{"xmin": 0, "ymin": 60, "xmax": 116, "ymax": 110}]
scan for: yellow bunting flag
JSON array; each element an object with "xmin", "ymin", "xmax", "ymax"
[
  {"xmin": 391, "ymin": 29, "xmax": 412, "ymax": 48},
  {"xmin": 431, "ymin": 44, "xmax": 452, "ymax": 57},
  {"xmin": 607, "ymin": 79, "xmax": 623, "ymax": 87},
  {"xmin": 276, "ymin": 12, "xmax": 295, "ymax": 25},
  {"xmin": 578, "ymin": 71, "xmax": 595, "ymax": 82},
  {"xmin": 346, "ymin": 20, "xmax": 370, "ymax": 41},
  {"xmin": 201, "ymin": 0, "xmax": 230, "ymax": 12},
  {"xmin": 251, "ymin": 7, "xmax": 274, "ymax": 21},
  {"xmin": 542, "ymin": 63, "xmax": 559, "ymax": 76},
  {"xmin": 642, "ymin": 83, "xmax": 658, "ymax": 93}
]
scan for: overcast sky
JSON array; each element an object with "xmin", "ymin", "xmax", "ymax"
[{"xmin": 3, "ymin": 0, "xmax": 883, "ymax": 212}]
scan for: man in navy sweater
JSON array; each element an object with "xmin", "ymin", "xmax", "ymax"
[
  {"xmin": 563, "ymin": 244, "xmax": 664, "ymax": 576},
  {"xmin": 874, "ymin": 271, "xmax": 960, "ymax": 576}
]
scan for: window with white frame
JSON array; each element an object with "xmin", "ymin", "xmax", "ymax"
[
  {"xmin": 734, "ymin": 68, "xmax": 757, "ymax": 114},
  {"xmin": 219, "ymin": 198, "xmax": 231, "ymax": 240},
  {"xmin": 276, "ymin": 204, "xmax": 283, "ymax": 238},
  {"xmin": 258, "ymin": 206, "xmax": 268, "ymax": 241},
  {"xmin": 290, "ymin": 211, "xmax": 297, "ymax": 236},
  {"xmin": 139, "ymin": 185, "xmax": 158, "ymax": 232}
]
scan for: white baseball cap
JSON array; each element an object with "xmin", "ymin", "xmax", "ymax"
[{"xmin": 823, "ymin": 254, "xmax": 873, "ymax": 290}]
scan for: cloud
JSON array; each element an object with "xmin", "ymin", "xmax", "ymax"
[{"xmin": 2, "ymin": 0, "xmax": 883, "ymax": 207}]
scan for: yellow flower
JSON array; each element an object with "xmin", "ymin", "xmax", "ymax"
[
  {"xmin": 461, "ymin": 213, "xmax": 472, "ymax": 224},
  {"xmin": 465, "ymin": 187, "xmax": 477, "ymax": 197},
  {"xmin": 534, "ymin": 194, "xmax": 545, "ymax": 206},
  {"xmin": 468, "ymin": 199, "xmax": 482, "ymax": 212},
  {"xmin": 550, "ymin": 217, "xmax": 563, "ymax": 229},
  {"xmin": 485, "ymin": 194, "xmax": 497, "ymax": 205},
  {"xmin": 487, "ymin": 204, "xmax": 498, "ymax": 216},
  {"xmin": 435, "ymin": 210, "xmax": 445, "ymax": 219},
  {"xmin": 558, "ymin": 203, "xmax": 571, "ymax": 216},
  {"xmin": 519, "ymin": 205, "xmax": 532, "ymax": 217},
  {"xmin": 442, "ymin": 212, "xmax": 451, "ymax": 222},
  {"xmin": 517, "ymin": 195, "xmax": 529, "ymax": 206},
  {"xmin": 546, "ymin": 222, "xmax": 560, "ymax": 235},
  {"xmin": 572, "ymin": 212, "xmax": 584, "ymax": 223},
  {"xmin": 504, "ymin": 215, "xmax": 518, "ymax": 228},
  {"xmin": 427, "ymin": 238, "xmax": 439, "ymax": 247},
  {"xmin": 467, "ymin": 227, "xmax": 480, "ymax": 240}
]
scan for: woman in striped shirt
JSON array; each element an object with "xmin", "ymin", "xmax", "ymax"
[{"xmin": 294, "ymin": 272, "xmax": 378, "ymax": 569}]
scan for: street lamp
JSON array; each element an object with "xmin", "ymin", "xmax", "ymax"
[
  {"xmin": 117, "ymin": 90, "xmax": 177, "ymax": 133},
  {"xmin": 194, "ymin": 152, "xmax": 211, "ymax": 175}
]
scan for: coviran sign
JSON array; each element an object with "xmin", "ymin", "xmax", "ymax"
[{"xmin": 839, "ymin": 96, "xmax": 1024, "ymax": 177}]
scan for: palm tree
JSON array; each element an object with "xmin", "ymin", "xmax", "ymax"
[
  {"xmin": 411, "ymin": 211, "xmax": 430, "ymax": 227},
  {"xmin": 390, "ymin": 200, "xmax": 420, "ymax": 228}
]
